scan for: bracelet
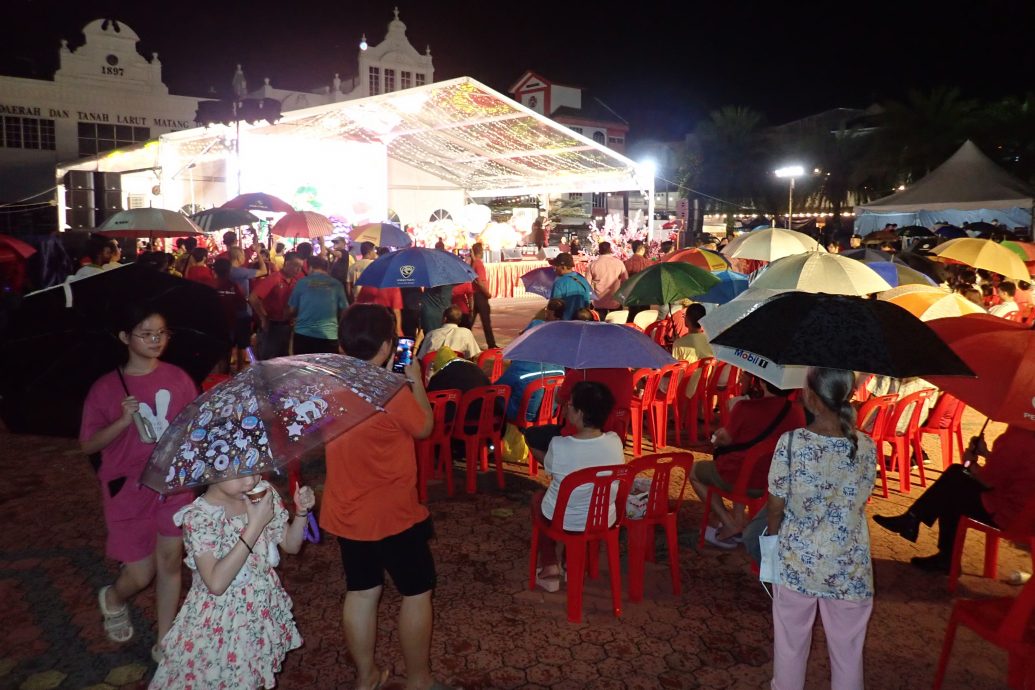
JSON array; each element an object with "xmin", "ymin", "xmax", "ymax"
[
  {"xmin": 294, "ymin": 511, "xmax": 309, "ymax": 518},
  {"xmin": 238, "ymin": 535, "xmax": 253, "ymax": 554}
]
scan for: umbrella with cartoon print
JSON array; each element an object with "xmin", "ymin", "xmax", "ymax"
[{"xmin": 139, "ymin": 353, "xmax": 406, "ymax": 494}]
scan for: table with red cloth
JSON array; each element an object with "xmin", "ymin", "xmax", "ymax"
[{"xmin": 485, "ymin": 259, "xmax": 592, "ymax": 298}]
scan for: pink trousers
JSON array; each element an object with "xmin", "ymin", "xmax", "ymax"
[{"xmin": 771, "ymin": 585, "xmax": 873, "ymax": 690}]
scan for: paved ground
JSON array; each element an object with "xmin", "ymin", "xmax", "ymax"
[{"xmin": 0, "ymin": 297, "xmax": 1023, "ymax": 689}]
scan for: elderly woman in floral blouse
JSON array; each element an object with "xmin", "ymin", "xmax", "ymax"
[{"xmin": 767, "ymin": 367, "xmax": 877, "ymax": 690}]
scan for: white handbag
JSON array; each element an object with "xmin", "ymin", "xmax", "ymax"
[{"xmin": 759, "ymin": 432, "xmax": 792, "ymax": 595}]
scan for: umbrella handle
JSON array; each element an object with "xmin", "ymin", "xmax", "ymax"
[{"xmin": 304, "ymin": 512, "xmax": 321, "ymax": 544}]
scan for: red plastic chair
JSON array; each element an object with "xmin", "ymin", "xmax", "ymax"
[
  {"xmin": 716, "ymin": 365, "xmax": 744, "ymax": 429},
  {"xmin": 628, "ymin": 368, "xmax": 662, "ymax": 456},
  {"xmin": 451, "ymin": 384, "xmax": 511, "ymax": 493},
  {"xmin": 697, "ymin": 442, "xmax": 773, "ymax": 550},
  {"xmin": 477, "ymin": 348, "xmax": 505, "ymax": 382},
  {"xmin": 419, "ymin": 350, "xmax": 437, "ymax": 382},
  {"xmin": 933, "ymin": 575, "xmax": 1035, "ymax": 689},
  {"xmin": 528, "ymin": 464, "xmax": 635, "ymax": 622},
  {"xmin": 650, "ymin": 361, "xmax": 688, "ymax": 449},
  {"xmin": 1004, "ymin": 309, "xmax": 1026, "ymax": 323},
  {"xmin": 201, "ymin": 373, "xmax": 231, "ymax": 391},
  {"xmin": 512, "ymin": 375, "xmax": 565, "ymax": 478},
  {"xmin": 643, "ymin": 319, "xmax": 673, "ymax": 350},
  {"xmin": 702, "ymin": 360, "xmax": 731, "ymax": 433},
  {"xmin": 677, "ymin": 357, "xmax": 715, "ymax": 446},
  {"xmin": 855, "ymin": 394, "xmax": 898, "ymax": 498},
  {"xmin": 416, "ymin": 389, "xmax": 460, "ymax": 501},
  {"xmin": 948, "ymin": 493, "xmax": 1035, "ymax": 594},
  {"xmin": 853, "ymin": 373, "xmax": 875, "ymax": 404},
  {"xmin": 919, "ymin": 392, "xmax": 967, "ymax": 469},
  {"xmin": 881, "ymin": 388, "xmax": 938, "ymax": 494},
  {"xmin": 625, "ymin": 452, "xmax": 694, "ymax": 602}
]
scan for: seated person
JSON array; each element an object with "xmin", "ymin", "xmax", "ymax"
[
  {"xmin": 523, "ymin": 298, "xmax": 565, "ymax": 333},
  {"xmin": 425, "ymin": 347, "xmax": 489, "ymax": 394},
  {"xmin": 689, "ymin": 380, "xmax": 805, "ymax": 548},
  {"xmin": 496, "ymin": 360, "xmax": 565, "ymax": 424},
  {"xmin": 417, "ymin": 306, "xmax": 482, "ymax": 359},
  {"xmin": 874, "ymin": 425, "xmax": 1035, "ymax": 572},
  {"xmin": 532, "ymin": 381, "xmax": 625, "ymax": 592},
  {"xmin": 556, "ymin": 367, "xmax": 633, "ymax": 441},
  {"xmin": 573, "ymin": 307, "xmax": 596, "ymax": 321},
  {"xmin": 671, "ymin": 304, "xmax": 712, "ymax": 363}
]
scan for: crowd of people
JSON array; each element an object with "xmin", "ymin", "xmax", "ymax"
[{"xmin": 61, "ymin": 220, "xmax": 1035, "ymax": 690}]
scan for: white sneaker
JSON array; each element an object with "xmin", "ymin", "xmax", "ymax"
[
  {"xmin": 704, "ymin": 526, "xmax": 738, "ymax": 550},
  {"xmin": 536, "ymin": 568, "xmax": 562, "ymax": 592}
]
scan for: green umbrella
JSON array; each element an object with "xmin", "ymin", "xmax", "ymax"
[{"xmin": 615, "ymin": 262, "xmax": 720, "ymax": 306}]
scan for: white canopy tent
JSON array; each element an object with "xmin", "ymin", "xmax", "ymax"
[
  {"xmin": 57, "ymin": 77, "xmax": 654, "ymax": 233},
  {"xmin": 855, "ymin": 140, "xmax": 1035, "ymax": 234}
]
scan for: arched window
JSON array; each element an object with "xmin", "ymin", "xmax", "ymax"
[
  {"xmin": 429, "ymin": 209, "xmax": 452, "ymax": 222},
  {"xmin": 592, "ymin": 131, "xmax": 606, "ymax": 145}
]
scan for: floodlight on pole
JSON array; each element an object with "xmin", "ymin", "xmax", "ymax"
[
  {"xmin": 775, "ymin": 165, "xmax": 805, "ymax": 229},
  {"xmin": 639, "ymin": 159, "xmax": 657, "ymax": 243}
]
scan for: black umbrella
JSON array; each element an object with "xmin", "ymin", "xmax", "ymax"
[
  {"xmin": 189, "ymin": 208, "xmax": 260, "ymax": 232},
  {"xmin": 0, "ymin": 263, "xmax": 228, "ymax": 437},
  {"xmin": 965, "ymin": 221, "xmax": 996, "ymax": 232},
  {"xmin": 710, "ymin": 292, "xmax": 974, "ymax": 378},
  {"xmin": 841, "ymin": 248, "xmax": 894, "ymax": 263},
  {"xmin": 897, "ymin": 225, "xmax": 934, "ymax": 237},
  {"xmin": 898, "ymin": 249, "xmax": 949, "ymax": 283}
]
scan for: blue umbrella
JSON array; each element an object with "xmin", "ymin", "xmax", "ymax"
[
  {"xmin": 503, "ymin": 321, "xmax": 675, "ymax": 369},
  {"xmin": 520, "ymin": 266, "xmax": 598, "ymax": 300},
  {"xmin": 863, "ymin": 260, "xmax": 937, "ymax": 288},
  {"xmin": 355, "ymin": 247, "xmax": 476, "ymax": 288},
  {"xmin": 935, "ymin": 225, "xmax": 967, "ymax": 239},
  {"xmin": 520, "ymin": 266, "xmax": 557, "ymax": 299},
  {"xmin": 693, "ymin": 270, "xmax": 750, "ymax": 304}
]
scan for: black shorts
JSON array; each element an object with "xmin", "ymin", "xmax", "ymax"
[
  {"xmin": 338, "ymin": 517, "xmax": 436, "ymax": 596},
  {"xmin": 231, "ymin": 315, "xmax": 252, "ymax": 348}
]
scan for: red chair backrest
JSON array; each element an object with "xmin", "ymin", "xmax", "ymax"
[
  {"xmin": 923, "ymin": 392, "xmax": 964, "ymax": 430},
  {"xmin": 515, "ymin": 375, "xmax": 565, "ymax": 427},
  {"xmin": 477, "ymin": 348, "xmax": 505, "ymax": 381},
  {"xmin": 674, "ymin": 358, "xmax": 702, "ymax": 399},
  {"xmin": 627, "ymin": 452, "xmax": 694, "ymax": 520},
  {"xmin": 425, "ymin": 389, "xmax": 461, "ymax": 441},
  {"xmin": 420, "ymin": 350, "xmax": 437, "ymax": 380},
  {"xmin": 730, "ymin": 431, "xmax": 785, "ymax": 495},
  {"xmin": 706, "ymin": 360, "xmax": 729, "ymax": 398},
  {"xmin": 856, "ymin": 394, "xmax": 898, "ymax": 440},
  {"xmin": 883, "ymin": 388, "xmax": 938, "ymax": 438},
  {"xmin": 551, "ymin": 464, "xmax": 635, "ymax": 536},
  {"xmin": 657, "ymin": 361, "xmax": 687, "ymax": 406},
  {"xmin": 631, "ymin": 368, "xmax": 662, "ymax": 405},
  {"xmin": 853, "ymin": 373, "xmax": 875, "ymax": 404},
  {"xmin": 1001, "ymin": 572, "xmax": 1035, "ymax": 644},
  {"xmin": 454, "ymin": 384, "xmax": 511, "ymax": 437},
  {"xmin": 1003, "ymin": 309, "xmax": 1026, "ymax": 323},
  {"xmin": 643, "ymin": 320, "xmax": 673, "ymax": 349}
]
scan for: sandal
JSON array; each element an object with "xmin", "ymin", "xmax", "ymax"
[
  {"xmin": 704, "ymin": 526, "xmax": 738, "ymax": 550},
  {"xmin": 98, "ymin": 585, "xmax": 133, "ymax": 643},
  {"xmin": 536, "ymin": 567, "xmax": 562, "ymax": 593}
]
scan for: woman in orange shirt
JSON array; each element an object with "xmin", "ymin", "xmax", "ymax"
[{"xmin": 321, "ymin": 304, "xmax": 444, "ymax": 690}]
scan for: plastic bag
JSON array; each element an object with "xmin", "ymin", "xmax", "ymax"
[{"xmin": 502, "ymin": 423, "xmax": 529, "ymax": 465}]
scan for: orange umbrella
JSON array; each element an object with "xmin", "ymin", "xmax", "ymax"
[
  {"xmin": 925, "ymin": 314, "xmax": 1035, "ymax": 430},
  {"xmin": 885, "ymin": 291, "xmax": 986, "ymax": 321},
  {"xmin": 664, "ymin": 247, "xmax": 730, "ymax": 271}
]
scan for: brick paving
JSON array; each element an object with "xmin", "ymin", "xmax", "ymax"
[{"xmin": 0, "ymin": 296, "xmax": 1022, "ymax": 689}]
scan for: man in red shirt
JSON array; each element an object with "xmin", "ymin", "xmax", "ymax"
[
  {"xmin": 623, "ymin": 240, "xmax": 652, "ymax": 323},
  {"xmin": 248, "ymin": 253, "xmax": 303, "ymax": 359},
  {"xmin": 354, "ymin": 284, "xmax": 404, "ymax": 336},
  {"xmin": 468, "ymin": 242, "xmax": 497, "ymax": 348}
]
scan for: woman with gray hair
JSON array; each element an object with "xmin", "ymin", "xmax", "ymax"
[{"xmin": 767, "ymin": 367, "xmax": 877, "ymax": 690}]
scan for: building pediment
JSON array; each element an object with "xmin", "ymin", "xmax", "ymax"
[{"xmin": 54, "ymin": 19, "xmax": 167, "ymax": 94}]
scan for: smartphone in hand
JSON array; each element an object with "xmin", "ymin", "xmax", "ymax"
[{"xmin": 392, "ymin": 338, "xmax": 415, "ymax": 374}]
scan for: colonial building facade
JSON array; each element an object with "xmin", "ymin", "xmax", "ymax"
[{"xmin": 0, "ymin": 10, "xmax": 433, "ymax": 230}]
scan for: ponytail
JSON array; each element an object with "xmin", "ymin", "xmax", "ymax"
[{"xmin": 805, "ymin": 367, "xmax": 860, "ymax": 459}]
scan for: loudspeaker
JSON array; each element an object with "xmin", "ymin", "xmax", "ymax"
[
  {"xmin": 64, "ymin": 170, "xmax": 94, "ymax": 191},
  {"xmin": 65, "ymin": 189, "xmax": 95, "ymax": 210},
  {"xmin": 538, "ymin": 246, "xmax": 560, "ymax": 260},
  {"xmin": 95, "ymin": 172, "xmax": 121, "ymax": 191},
  {"xmin": 501, "ymin": 248, "xmax": 524, "ymax": 261},
  {"xmin": 95, "ymin": 191, "xmax": 123, "ymax": 224},
  {"xmin": 66, "ymin": 206, "xmax": 95, "ymax": 229}
]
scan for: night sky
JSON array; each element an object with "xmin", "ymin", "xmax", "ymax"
[{"xmin": 2, "ymin": 0, "xmax": 1034, "ymax": 141}]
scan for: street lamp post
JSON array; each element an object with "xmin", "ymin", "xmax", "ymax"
[{"xmin": 774, "ymin": 165, "xmax": 804, "ymax": 230}]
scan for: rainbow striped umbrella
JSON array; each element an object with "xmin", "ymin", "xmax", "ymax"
[{"xmin": 664, "ymin": 247, "xmax": 730, "ymax": 271}]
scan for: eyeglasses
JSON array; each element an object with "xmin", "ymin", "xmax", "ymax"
[{"xmin": 131, "ymin": 330, "xmax": 172, "ymax": 343}]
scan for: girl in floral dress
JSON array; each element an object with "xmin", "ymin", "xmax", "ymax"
[{"xmin": 150, "ymin": 475, "xmax": 315, "ymax": 689}]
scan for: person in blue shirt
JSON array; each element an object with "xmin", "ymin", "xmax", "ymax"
[
  {"xmin": 549, "ymin": 253, "xmax": 592, "ymax": 320},
  {"xmin": 287, "ymin": 256, "xmax": 349, "ymax": 354},
  {"xmin": 497, "ymin": 360, "xmax": 565, "ymax": 423}
]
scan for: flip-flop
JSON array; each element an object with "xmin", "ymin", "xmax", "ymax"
[
  {"xmin": 98, "ymin": 585, "xmax": 134, "ymax": 643},
  {"xmin": 372, "ymin": 668, "xmax": 390, "ymax": 690}
]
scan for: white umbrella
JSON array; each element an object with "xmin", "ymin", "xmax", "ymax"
[
  {"xmin": 94, "ymin": 208, "xmax": 203, "ymax": 237},
  {"xmin": 723, "ymin": 228, "xmax": 825, "ymax": 262},
  {"xmin": 711, "ymin": 344, "xmax": 807, "ymax": 390},
  {"xmin": 749, "ymin": 252, "xmax": 893, "ymax": 295},
  {"xmin": 699, "ymin": 288, "xmax": 790, "ymax": 340}
]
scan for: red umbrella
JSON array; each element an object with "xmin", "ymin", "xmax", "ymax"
[
  {"xmin": 0, "ymin": 234, "xmax": 36, "ymax": 263},
  {"xmin": 925, "ymin": 314, "xmax": 1035, "ymax": 430},
  {"xmin": 272, "ymin": 211, "xmax": 335, "ymax": 239},
  {"xmin": 221, "ymin": 192, "xmax": 294, "ymax": 213}
]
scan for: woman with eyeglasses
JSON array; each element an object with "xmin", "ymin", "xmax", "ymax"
[{"xmin": 79, "ymin": 304, "xmax": 199, "ymax": 662}]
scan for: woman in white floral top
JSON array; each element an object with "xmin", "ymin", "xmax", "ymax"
[{"xmin": 767, "ymin": 367, "xmax": 876, "ymax": 690}]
